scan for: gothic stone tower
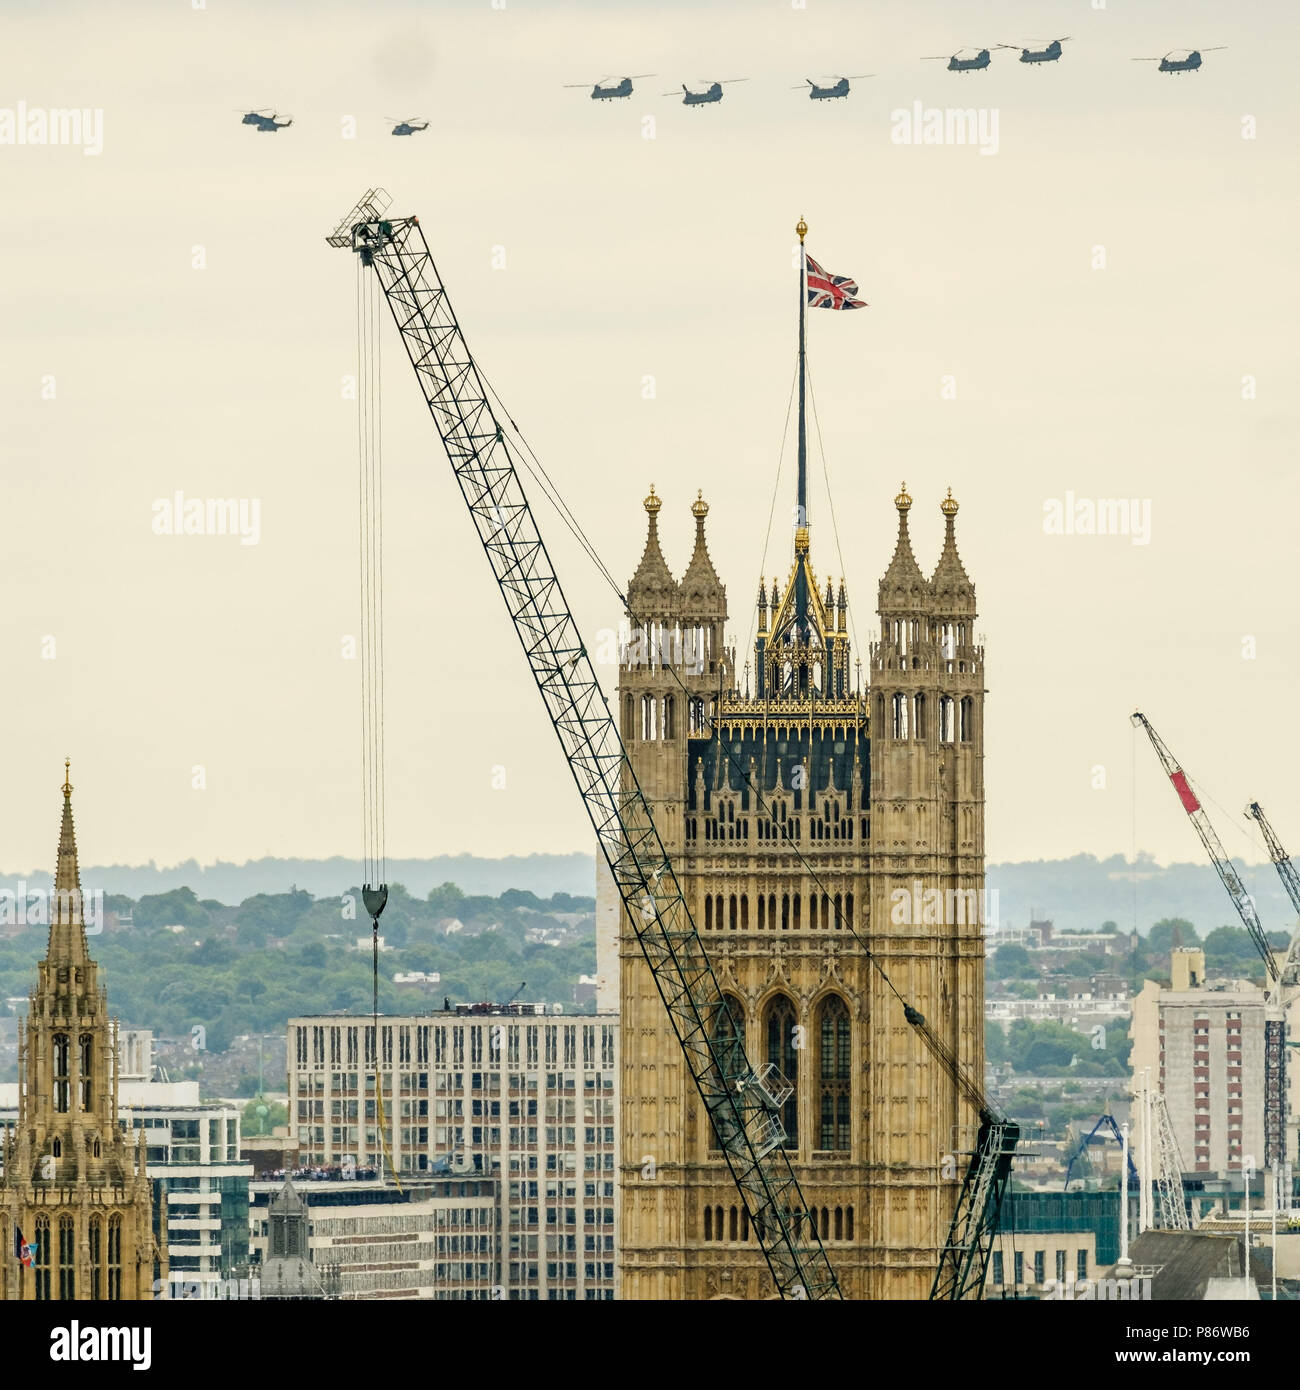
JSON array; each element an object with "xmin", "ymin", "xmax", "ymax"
[
  {"xmin": 0, "ymin": 765, "xmax": 160, "ymax": 1301},
  {"xmin": 616, "ymin": 484, "xmax": 985, "ymax": 1300}
]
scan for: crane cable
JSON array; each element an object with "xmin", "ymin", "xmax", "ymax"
[{"xmin": 357, "ymin": 257, "xmax": 401, "ymax": 1194}]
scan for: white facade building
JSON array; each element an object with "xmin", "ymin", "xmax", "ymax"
[{"xmin": 288, "ymin": 1009, "xmax": 619, "ymax": 1299}]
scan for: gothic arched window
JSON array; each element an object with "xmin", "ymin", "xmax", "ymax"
[
  {"xmin": 959, "ymin": 696, "xmax": 973, "ymax": 744},
  {"xmin": 31, "ymin": 1215, "xmax": 50, "ymax": 1299},
  {"xmin": 89, "ymin": 1215, "xmax": 102, "ymax": 1299},
  {"xmin": 58, "ymin": 1215, "xmax": 75, "ymax": 1300},
  {"xmin": 79, "ymin": 1034, "xmax": 92, "ymax": 1110},
  {"xmin": 913, "ymin": 692, "xmax": 927, "ymax": 740},
  {"xmin": 640, "ymin": 693, "xmax": 657, "ymax": 741},
  {"xmin": 107, "ymin": 1214, "xmax": 122, "ymax": 1300},
  {"xmin": 663, "ymin": 695, "xmax": 675, "ymax": 741},
  {"xmin": 939, "ymin": 695, "xmax": 955, "ymax": 743},
  {"xmin": 53, "ymin": 1033, "xmax": 70, "ymax": 1113},
  {"xmin": 709, "ymin": 995, "xmax": 747, "ymax": 1151},
  {"xmin": 891, "ymin": 693, "xmax": 909, "ymax": 740},
  {"xmin": 765, "ymin": 994, "xmax": 799, "ymax": 1149},
  {"xmin": 817, "ymin": 995, "xmax": 851, "ymax": 1152}
]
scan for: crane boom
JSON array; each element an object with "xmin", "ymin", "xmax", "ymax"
[
  {"xmin": 327, "ymin": 190, "xmax": 839, "ymax": 1300},
  {"xmin": 1131, "ymin": 712, "xmax": 1278, "ymax": 985},
  {"xmin": 1245, "ymin": 802, "xmax": 1300, "ymax": 992},
  {"xmin": 905, "ymin": 1005, "xmax": 1020, "ymax": 1299}
]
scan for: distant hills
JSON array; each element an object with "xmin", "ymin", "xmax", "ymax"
[
  {"xmin": 0, "ymin": 850, "xmax": 1294, "ymax": 938},
  {"xmin": 0, "ymin": 853, "xmax": 595, "ymax": 905}
]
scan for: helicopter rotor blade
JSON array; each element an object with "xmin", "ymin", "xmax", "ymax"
[{"xmin": 1199, "ymin": 46, "xmax": 1228, "ymax": 52}]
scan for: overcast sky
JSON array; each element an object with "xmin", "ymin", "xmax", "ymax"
[{"xmin": 2, "ymin": 0, "xmax": 1296, "ymax": 875}]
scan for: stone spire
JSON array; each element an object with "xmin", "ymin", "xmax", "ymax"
[
  {"xmin": 878, "ymin": 482, "xmax": 929, "ymax": 612},
  {"xmin": 929, "ymin": 488, "xmax": 975, "ymax": 613},
  {"xmin": 626, "ymin": 485, "xmax": 677, "ymax": 614},
  {"xmin": 681, "ymin": 492, "xmax": 724, "ymax": 605},
  {"xmin": 49, "ymin": 759, "xmax": 91, "ymax": 972}
]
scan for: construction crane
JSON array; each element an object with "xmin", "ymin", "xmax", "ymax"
[
  {"xmin": 1150, "ymin": 1089, "xmax": 1191, "ymax": 1230},
  {"xmin": 326, "ymin": 190, "xmax": 839, "ymax": 1300},
  {"xmin": 1063, "ymin": 1112, "xmax": 1138, "ymax": 1191},
  {"xmin": 1131, "ymin": 712, "xmax": 1278, "ymax": 988},
  {"xmin": 904, "ymin": 1005, "xmax": 1020, "ymax": 1299},
  {"xmin": 1245, "ymin": 803, "xmax": 1300, "ymax": 994},
  {"xmin": 1134, "ymin": 712, "xmax": 1287, "ymax": 1166}
]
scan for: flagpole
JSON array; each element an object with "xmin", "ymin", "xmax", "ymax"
[
  {"xmin": 796, "ymin": 215, "xmax": 807, "ymax": 529},
  {"xmin": 795, "ymin": 216, "xmax": 808, "ymax": 641}
]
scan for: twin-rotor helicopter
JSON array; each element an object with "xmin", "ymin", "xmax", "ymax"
[{"xmin": 237, "ymin": 110, "xmax": 430, "ymax": 135}]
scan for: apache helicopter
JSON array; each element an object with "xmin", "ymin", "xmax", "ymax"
[
  {"xmin": 921, "ymin": 46, "xmax": 1002, "ymax": 72},
  {"xmin": 238, "ymin": 108, "xmax": 292, "ymax": 132},
  {"xmin": 791, "ymin": 75, "xmax": 874, "ymax": 100},
  {"xmin": 1132, "ymin": 47, "xmax": 1226, "ymax": 73},
  {"xmin": 563, "ymin": 75, "xmax": 655, "ymax": 101},
  {"xmin": 388, "ymin": 117, "xmax": 429, "ymax": 136},
  {"xmin": 663, "ymin": 78, "xmax": 749, "ymax": 106},
  {"xmin": 1005, "ymin": 37, "xmax": 1071, "ymax": 64}
]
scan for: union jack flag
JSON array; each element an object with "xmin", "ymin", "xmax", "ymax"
[
  {"xmin": 13, "ymin": 1226, "xmax": 34, "ymax": 1267},
  {"xmin": 805, "ymin": 253, "xmax": 867, "ymax": 310}
]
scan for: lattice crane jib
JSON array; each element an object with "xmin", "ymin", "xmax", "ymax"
[
  {"xmin": 904, "ymin": 1005, "xmax": 1020, "ymax": 1300},
  {"xmin": 1246, "ymin": 802, "xmax": 1300, "ymax": 995},
  {"xmin": 327, "ymin": 194, "xmax": 839, "ymax": 1301}
]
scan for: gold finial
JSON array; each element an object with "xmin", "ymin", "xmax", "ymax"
[
  {"xmin": 63, "ymin": 758, "xmax": 72, "ymax": 796},
  {"xmin": 894, "ymin": 481, "xmax": 913, "ymax": 513},
  {"xmin": 644, "ymin": 484, "xmax": 662, "ymax": 516},
  {"xmin": 796, "ymin": 216, "xmax": 808, "ymax": 244},
  {"xmin": 941, "ymin": 487, "xmax": 959, "ymax": 517},
  {"xmin": 692, "ymin": 489, "xmax": 709, "ymax": 520}
]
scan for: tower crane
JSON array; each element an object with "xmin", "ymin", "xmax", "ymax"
[
  {"xmin": 1131, "ymin": 712, "xmax": 1277, "ymax": 988},
  {"xmin": 1133, "ymin": 712, "xmax": 1287, "ymax": 1166},
  {"xmin": 326, "ymin": 190, "xmax": 839, "ymax": 1300}
]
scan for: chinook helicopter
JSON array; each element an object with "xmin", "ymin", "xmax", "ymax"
[
  {"xmin": 791, "ymin": 75, "xmax": 874, "ymax": 100},
  {"xmin": 921, "ymin": 46, "xmax": 1002, "ymax": 72},
  {"xmin": 563, "ymin": 75, "xmax": 655, "ymax": 101},
  {"xmin": 663, "ymin": 78, "xmax": 749, "ymax": 105},
  {"xmin": 1132, "ymin": 47, "xmax": 1226, "ymax": 73},
  {"xmin": 238, "ymin": 108, "xmax": 292, "ymax": 132},
  {"xmin": 1005, "ymin": 38, "xmax": 1071, "ymax": 64}
]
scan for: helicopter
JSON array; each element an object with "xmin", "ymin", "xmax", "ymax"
[
  {"xmin": 1132, "ymin": 47, "xmax": 1226, "ymax": 73},
  {"xmin": 238, "ymin": 109, "xmax": 292, "ymax": 132},
  {"xmin": 791, "ymin": 75, "xmax": 874, "ymax": 100},
  {"xmin": 664, "ymin": 79, "xmax": 748, "ymax": 106},
  {"xmin": 921, "ymin": 47, "xmax": 1001, "ymax": 72},
  {"xmin": 1006, "ymin": 37, "xmax": 1071, "ymax": 64},
  {"xmin": 563, "ymin": 75, "xmax": 655, "ymax": 101},
  {"xmin": 388, "ymin": 117, "xmax": 429, "ymax": 136}
]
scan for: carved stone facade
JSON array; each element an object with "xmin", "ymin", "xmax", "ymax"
[
  {"xmin": 616, "ymin": 484, "xmax": 986, "ymax": 1299},
  {"xmin": 0, "ymin": 766, "xmax": 160, "ymax": 1301}
]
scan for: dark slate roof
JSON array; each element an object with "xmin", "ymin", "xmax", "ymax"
[{"xmin": 1106, "ymin": 1230, "xmax": 1245, "ymax": 1301}]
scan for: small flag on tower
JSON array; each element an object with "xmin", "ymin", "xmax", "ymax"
[
  {"xmin": 14, "ymin": 1226, "xmax": 33, "ymax": 1267},
  {"xmin": 805, "ymin": 253, "xmax": 867, "ymax": 310}
]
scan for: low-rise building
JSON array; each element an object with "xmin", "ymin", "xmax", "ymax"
[{"xmin": 249, "ymin": 1173, "xmax": 499, "ymax": 1299}]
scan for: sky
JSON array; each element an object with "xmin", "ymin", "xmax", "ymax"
[{"xmin": 2, "ymin": 0, "xmax": 1297, "ymax": 875}]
